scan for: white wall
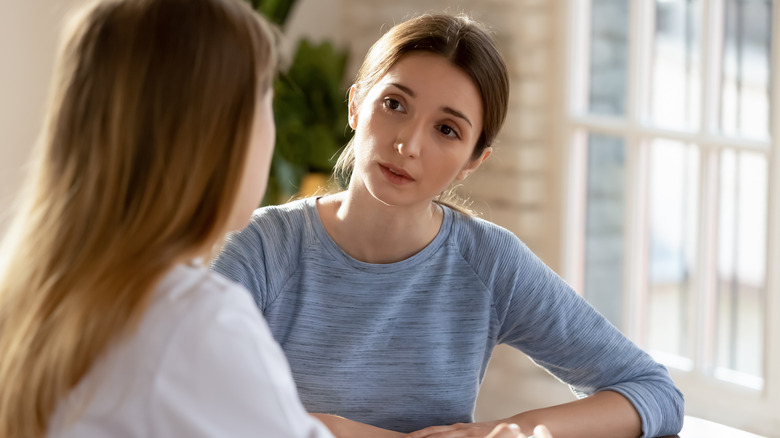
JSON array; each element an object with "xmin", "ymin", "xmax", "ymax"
[
  {"xmin": 284, "ymin": 0, "xmax": 345, "ymax": 48},
  {"xmin": 0, "ymin": 0, "xmax": 89, "ymax": 235}
]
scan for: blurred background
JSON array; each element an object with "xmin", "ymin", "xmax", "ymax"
[{"xmin": 1, "ymin": 0, "xmax": 777, "ymax": 436}]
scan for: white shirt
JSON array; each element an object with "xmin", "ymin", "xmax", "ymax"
[{"xmin": 47, "ymin": 264, "xmax": 333, "ymax": 438}]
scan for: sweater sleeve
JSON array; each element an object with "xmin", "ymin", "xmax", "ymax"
[
  {"xmin": 211, "ymin": 205, "xmax": 303, "ymax": 312},
  {"xmin": 488, "ymin": 231, "xmax": 684, "ymax": 438},
  {"xmin": 211, "ymin": 220, "xmax": 269, "ymax": 310}
]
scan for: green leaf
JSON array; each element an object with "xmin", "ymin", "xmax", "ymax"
[{"xmin": 245, "ymin": 11, "xmax": 351, "ymax": 205}]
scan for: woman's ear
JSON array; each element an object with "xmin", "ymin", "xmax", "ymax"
[
  {"xmin": 456, "ymin": 147, "xmax": 492, "ymax": 181},
  {"xmin": 348, "ymin": 85, "xmax": 359, "ymax": 130}
]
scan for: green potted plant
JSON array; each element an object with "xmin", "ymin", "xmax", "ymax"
[{"xmin": 248, "ymin": 0, "xmax": 351, "ymax": 205}]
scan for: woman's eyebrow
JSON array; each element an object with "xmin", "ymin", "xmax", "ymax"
[
  {"xmin": 388, "ymin": 82, "xmax": 473, "ymax": 127},
  {"xmin": 443, "ymin": 107, "xmax": 472, "ymax": 127},
  {"xmin": 389, "ymin": 82, "xmax": 415, "ymax": 97}
]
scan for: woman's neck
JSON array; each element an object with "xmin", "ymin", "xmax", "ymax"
[{"xmin": 316, "ymin": 188, "xmax": 443, "ymax": 264}]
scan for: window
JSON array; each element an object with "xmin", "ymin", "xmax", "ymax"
[{"xmin": 562, "ymin": 0, "xmax": 779, "ymax": 434}]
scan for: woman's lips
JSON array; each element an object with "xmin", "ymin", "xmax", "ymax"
[{"xmin": 379, "ymin": 163, "xmax": 414, "ymax": 184}]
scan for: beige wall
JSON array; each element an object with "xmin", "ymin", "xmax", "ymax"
[
  {"xmin": 0, "ymin": 0, "xmax": 337, "ymax": 237},
  {"xmin": 285, "ymin": 0, "xmax": 346, "ymax": 48},
  {"xmin": 0, "ymin": 0, "xmax": 89, "ymax": 234}
]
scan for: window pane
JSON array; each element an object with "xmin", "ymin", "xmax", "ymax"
[
  {"xmin": 646, "ymin": 140, "xmax": 699, "ymax": 360},
  {"xmin": 715, "ymin": 150, "xmax": 767, "ymax": 386},
  {"xmin": 584, "ymin": 133, "xmax": 626, "ymax": 328},
  {"xmin": 588, "ymin": 0, "xmax": 629, "ymax": 116},
  {"xmin": 720, "ymin": 0, "xmax": 772, "ymax": 140},
  {"xmin": 650, "ymin": 0, "xmax": 701, "ymax": 130}
]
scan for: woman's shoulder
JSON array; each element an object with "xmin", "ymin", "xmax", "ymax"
[
  {"xmin": 446, "ymin": 207, "xmax": 530, "ymax": 257},
  {"xmin": 245, "ymin": 198, "xmax": 313, "ymax": 234},
  {"xmin": 443, "ymin": 207, "xmax": 552, "ymax": 295},
  {"xmin": 150, "ymin": 264, "xmax": 257, "ymax": 330},
  {"xmin": 50, "ymin": 265, "xmax": 260, "ymax": 436},
  {"xmin": 141, "ymin": 265, "xmax": 268, "ymax": 367},
  {"xmin": 62, "ymin": 265, "xmax": 328, "ymax": 437},
  {"xmin": 221, "ymin": 198, "xmax": 315, "ymax": 257}
]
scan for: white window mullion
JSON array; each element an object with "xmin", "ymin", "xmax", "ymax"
[
  {"xmin": 626, "ymin": 136, "xmax": 650, "ymax": 343},
  {"xmin": 623, "ymin": 0, "xmax": 654, "ymax": 342},
  {"xmin": 695, "ymin": 0, "xmax": 720, "ymax": 378},
  {"xmin": 564, "ymin": 130, "xmax": 588, "ymax": 295},
  {"xmin": 695, "ymin": 145, "xmax": 720, "ymax": 376},
  {"xmin": 628, "ymin": 0, "xmax": 654, "ymax": 127},
  {"xmin": 764, "ymin": 0, "xmax": 780, "ymax": 415},
  {"xmin": 560, "ymin": 0, "xmax": 591, "ymax": 293},
  {"xmin": 569, "ymin": 114, "xmax": 770, "ymax": 151},
  {"xmin": 702, "ymin": 0, "xmax": 725, "ymax": 135},
  {"xmin": 568, "ymin": 0, "xmax": 591, "ymax": 116}
]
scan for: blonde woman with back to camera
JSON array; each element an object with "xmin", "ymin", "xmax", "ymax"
[{"xmin": 0, "ymin": 1, "xmax": 532, "ymax": 437}]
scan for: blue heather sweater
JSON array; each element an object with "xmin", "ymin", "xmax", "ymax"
[{"xmin": 211, "ymin": 198, "xmax": 684, "ymax": 437}]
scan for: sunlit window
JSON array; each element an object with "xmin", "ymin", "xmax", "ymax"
[{"xmin": 564, "ymin": 0, "xmax": 776, "ymax": 434}]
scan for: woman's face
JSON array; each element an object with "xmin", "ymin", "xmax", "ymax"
[
  {"xmin": 348, "ymin": 51, "xmax": 490, "ymax": 209},
  {"xmin": 229, "ymin": 90, "xmax": 275, "ymax": 231}
]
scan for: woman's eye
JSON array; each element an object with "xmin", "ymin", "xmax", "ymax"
[
  {"xmin": 438, "ymin": 124, "xmax": 460, "ymax": 139},
  {"xmin": 384, "ymin": 98, "xmax": 405, "ymax": 112}
]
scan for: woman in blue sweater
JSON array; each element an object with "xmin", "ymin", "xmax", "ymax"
[{"xmin": 212, "ymin": 13, "xmax": 684, "ymax": 438}]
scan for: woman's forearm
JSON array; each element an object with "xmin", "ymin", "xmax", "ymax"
[
  {"xmin": 311, "ymin": 413, "xmax": 405, "ymax": 438},
  {"xmin": 507, "ymin": 390, "xmax": 642, "ymax": 438}
]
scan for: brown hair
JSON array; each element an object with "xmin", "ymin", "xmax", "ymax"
[
  {"xmin": 0, "ymin": 0, "xmax": 276, "ymax": 436},
  {"xmin": 334, "ymin": 13, "xmax": 510, "ymax": 211}
]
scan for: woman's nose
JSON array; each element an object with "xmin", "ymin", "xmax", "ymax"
[{"xmin": 395, "ymin": 123, "xmax": 424, "ymax": 158}]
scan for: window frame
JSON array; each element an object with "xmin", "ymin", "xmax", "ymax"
[{"xmin": 559, "ymin": 0, "xmax": 780, "ymax": 433}]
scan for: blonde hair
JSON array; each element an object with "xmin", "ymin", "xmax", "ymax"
[
  {"xmin": 0, "ymin": 0, "xmax": 276, "ymax": 436},
  {"xmin": 334, "ymin": 13, "xmax": 509, "ymax": 214}
]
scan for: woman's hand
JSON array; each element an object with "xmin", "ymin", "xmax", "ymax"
[
  {"xmin": 311, "ymin": 413, "xmax": 404, "ymax": 438},
  {"xmin": 311, "ymin": 413, "xmax": 554, "ymax": 438},
  {"xmin": 486, "ymin": 424, "xmax": 553, "ymax": 438},
  {"xmin": 407, "ymin": 422, "xmax": 553, "ymax": 438},
  {"xmin": 485, "ymin": 424, "xmax": 521, "ymax": 438},
  {"xmin": 407, "ymin": 421, "xmax": 502, "ymax": 438}
]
